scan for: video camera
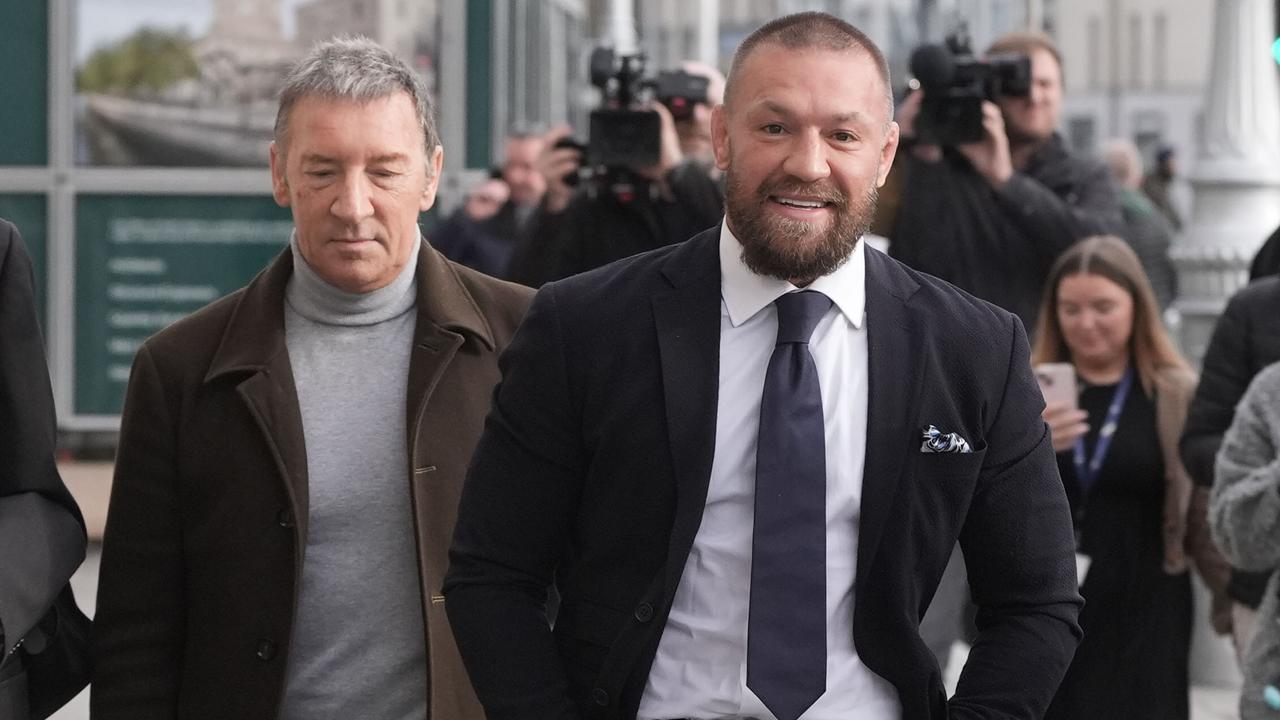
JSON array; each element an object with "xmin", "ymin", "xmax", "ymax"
[
  {"xmin": 584, "ymin": 47, "xmax": 709, "ymax": 171},
  {"xmin": 908, "ymin": 24, "xmax": 1031, "ymax": 145}
]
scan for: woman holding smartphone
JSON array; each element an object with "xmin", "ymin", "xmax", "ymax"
[{"xmin": 1031, "ymin": 236, "xmax": 1214, "ymax": 719}]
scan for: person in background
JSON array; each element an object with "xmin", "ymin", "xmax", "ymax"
[
  {"xmin": 430, "ymin": 174, "xmax": 513, "ymax": 276},
  {"xmin": 1180, "ymin": 238, "xmax": 1280, "ymax": 662},
  {"xmin": 1209, "ymin": 360, "xmax": 1280, "ymax": 720},
  {"xmin": 1101, "ymin": 139, "xmax": 1178, "ymax": 310},
  {"xmin": 432, "ymin": 130, "xmax": 548, "ymax": 276},
  {"xmin": 505, "ymin": 61, "xmax": 726, "ymax": 287},
  {"xmin": 1142, "ymin": 144, "xmax": 1183, "ymax": 232},
  {"xmin": 888, "ymin": 31, "xmax": 1122, "ymax": 333},
  {"xmin": 92, "ymin": 37, "xmax": 532, "ymax": 719},
  {"xmin": 0, "ymin": 218, "xmax": 91, "ymax": 720},
  {"xmin": 1034, "ymin": 235, "xmax": 1221, "ymax": 720}
]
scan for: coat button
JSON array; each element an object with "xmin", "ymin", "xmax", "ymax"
[
  {"xmin": 591, "ymin": 688, "xmax": 609, "ymax": 706},
  {"xmin": 634, "ymin": 602, "xmax": 654, "ymax": 623},
  {"xmin": 255, "ymin": 639, "xmax": 277, "ymax": 661},
  {"xmin": 276, "ymin": 509, "xmax": 295, "ymax": 529}
]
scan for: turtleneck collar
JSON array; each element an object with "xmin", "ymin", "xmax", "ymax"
[{"xmin": 285, "ymin": 231, "xmax": 420, "ymax": 326}]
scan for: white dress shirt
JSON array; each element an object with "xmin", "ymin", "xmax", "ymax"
[{"xmin": 637, "ymin": 223, "xmax": 901, "ymax": 720}]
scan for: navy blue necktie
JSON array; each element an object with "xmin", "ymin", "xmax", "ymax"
[{"xmin": 748, "ymin": 290, "xmax": 831, "ymax": 720}]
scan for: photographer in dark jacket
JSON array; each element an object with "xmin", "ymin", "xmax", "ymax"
[
  {"xmin": 1180, "ymin": 247, "xmax": 1280, "ymax": 659},
  {"xmin": 506, "ymin": 67, "xmax": 725, "ymax": 287},
  {"xmin": 887, "ymin": 32, "xmax": 1122, "ymax": 331}
]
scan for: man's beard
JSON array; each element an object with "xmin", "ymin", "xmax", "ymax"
[{"xmin": 724, "ymin": 162, "xmax": 878, "ymax": 283}]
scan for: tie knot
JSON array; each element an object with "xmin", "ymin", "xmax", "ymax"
[{"xmin": 773, "ymin": 291, "xmax": 832, "ymax": 345}]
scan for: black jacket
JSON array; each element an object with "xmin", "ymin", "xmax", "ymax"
[
  {"xmin": 446, "ymin": 228, "xmax": 1081, "ymax": 720},
  {"xmin": 0, "ymin": 219, "xmax": 91, "ymax": 719},
  {"xmin": 1180, "ymin": 276, "xmax": 1280, "ymax": 607},
  {"xmin": 506, "ymin": 161, "xmax": 723, "ymax": 288},
  {"xmin": 889, "ymin": 134, "xmax": 1123, "ymax": 331}
]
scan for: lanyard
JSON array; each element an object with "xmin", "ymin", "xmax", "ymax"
[{"xmin": 1072, "ymin": 366, "xmax": 1134, "ymax": 494}]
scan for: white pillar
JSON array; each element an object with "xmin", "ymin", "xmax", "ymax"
[
  {"xmin": 1174, "ymin": 0, "xmax": 1280, "ymax": 365},
  {"xmin": 602, "ymin": 0, "xmax": 639, "ymax": 55},
  {"xmin": 696, "ymin": 0, "xmax": 719, "ymax": 67},
  {"xmin": 1174, "ymin": 0, "xmax": 1280, "ymax": 685}
]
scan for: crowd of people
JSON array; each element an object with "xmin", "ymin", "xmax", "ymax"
[{"xmin": 5, "ymin": 9, "xmax": 1280, "ymax": 720}]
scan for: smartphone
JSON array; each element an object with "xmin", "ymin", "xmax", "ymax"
[{"xmin": 1035, "ymin": 363, "xmax": 1078, "ymax": 410}]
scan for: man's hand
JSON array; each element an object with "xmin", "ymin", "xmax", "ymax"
[
  {"xmin": 538, "ymin": 124, "xmax": 583, "ymax": 214},
  {"xmin": 638, "ymin": 101, "xmax": 684, "ymax": 186},
  {"xmin": 1042, "ymin": 402, "xmax": 1089, "ymax": 454},
  {"xmin": 897, "ymin": 89, "xmax": 942, "ymax": 163},
  {"xmin": 956, "ymin": 101, "xmax": 1014, "ymax": 187},
  {"xmin": 462, "ymin": 178, "xmax": 510, "ymax": 222}
]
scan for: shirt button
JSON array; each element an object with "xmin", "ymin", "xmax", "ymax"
[
  {"xmin": 634, "ymin": 602, "xmax": 654, "ymax": 622},
  {"xmin": 255, "ymin": 639, "xmax": 277, "ymax": 661},
  {"xmin": 276, "ymin": 509, "xmax": 295, "ymax": 529},
  {"xmin": 591, "ymin": 688, "xmax": 609, "ymax": 706}
]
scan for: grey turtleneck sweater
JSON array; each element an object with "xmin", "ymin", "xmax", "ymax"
[{"xmin": 280, "ymin": 238, "xmax": 427, "ymax": 719}]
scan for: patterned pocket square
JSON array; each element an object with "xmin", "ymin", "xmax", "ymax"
[{"xmin": 920, "ymin": 425, "xmax": 972, "ymax": 453}]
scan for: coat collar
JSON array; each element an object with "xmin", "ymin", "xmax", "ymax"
[{"xmin": 205, "ymin": 238, "xmax": 495, "ymax": 382}]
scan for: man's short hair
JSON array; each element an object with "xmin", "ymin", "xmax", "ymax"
[
  {"xmin": 724, "ymin": 12, "xmax": 893, "ymax": 119},
  {"xmin": 986, "ymin": 31, "xmax": 1063, "ymax": 79},
  {"xmin": 274, "ymin": 36, "xmax": 440, "ymax": 162}
]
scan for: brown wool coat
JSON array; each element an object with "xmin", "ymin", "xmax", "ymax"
[
  {"xmin": 1155, "ymin": 366, "xmax": 1233, "ymax": 630},
  {"xmin": 91, "ymin": 243, "xmax": 533, "ymax": 720}
]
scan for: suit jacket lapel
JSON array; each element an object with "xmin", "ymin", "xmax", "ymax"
[
  {"xmin": 858, "ymin": 248, "xmax": 925, "ymax": 590},
  {"xmin": 651, "ymin": 230, "xmax": 722, "ymax": 595}
]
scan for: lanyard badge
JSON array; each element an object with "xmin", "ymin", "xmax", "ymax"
[{"xmin": 1072, "ymin": 366, "xmax": 1135, "ymax": 494}]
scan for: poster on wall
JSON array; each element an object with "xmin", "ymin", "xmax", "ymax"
[
  {"xmin": 74, "ymin": 0, "xmax": 440, "ymax": 167},
  {"xmin": 73, "ymin": 194, "xmax": 293, "ymax": 416}
]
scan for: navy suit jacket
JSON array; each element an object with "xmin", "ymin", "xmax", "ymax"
[{"xmin": 445, "ymin": 226, "xmax": 1082, "ymax": 720}]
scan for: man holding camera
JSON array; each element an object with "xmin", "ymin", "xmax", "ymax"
[
  {"xmin": 505, "ymin": 62, "xmax": 725, "ymax": 287},
  {"xmin": 888, "ymin": 32, "xmax": 1122, "ymax": 332},
  {"xmin": 431, "ymin": 130, "xmax": 548, "ymax": 277}
]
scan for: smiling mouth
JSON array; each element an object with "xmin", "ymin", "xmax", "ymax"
[{"xmin": 771, "ymin": 196, "xmax": 832, "ymax": 210}]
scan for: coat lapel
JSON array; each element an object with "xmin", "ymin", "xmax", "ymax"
[
  {"xmin": 405, "ymin": 243, "xmax": 495, "ymax": 451},
  {"xmin": 205, "ymin": 250, "xmax": 311, "ymax": 543},
  {"xmin": 651, "ymin": 230, "xmax": 722, "ymax": 594},
  {"xmin": 858, "ymin": 248, "xmax": 925, "ymax": 589}
]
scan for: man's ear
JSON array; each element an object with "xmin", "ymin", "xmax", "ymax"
[
  {"xmin": 875, "ymin": 121, "xmax": 901, "ymax": 188},
  {"xmin": 269, "ymin": 142, "xmax": 291, "ymax": 207},
  {"xmin": 420, "ymin": 145, "xmax": 444, "ymax": 212},
  {"xmin": 711, "ymin": 103, "xmax": 730, "ymax": 172}
]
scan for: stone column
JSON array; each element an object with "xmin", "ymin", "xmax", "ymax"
[{"xmin": 1173, "ymin": 0, "xmax": 1280, "ymax": 366}]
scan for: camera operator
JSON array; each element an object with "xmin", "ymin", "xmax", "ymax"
[
  {"xmin": 431, "ymin": 130, "xmax": 547, "ymax": 277},
  {"xmin": 887, "ymin": 31, "xmax": 1122, "ymax": 331},
  {"xmin": 506, "ymin": 58, "xmax": 724, "ymax": 288}
]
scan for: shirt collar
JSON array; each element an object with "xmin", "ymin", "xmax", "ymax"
[{"xmin": 718, "ymin": 219, "xmax": 866, "ymax": 330}]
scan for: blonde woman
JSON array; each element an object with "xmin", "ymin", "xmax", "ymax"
[{"xmin": 1032, "ymin": 236, "xmax": 1223, "ymax": 719}]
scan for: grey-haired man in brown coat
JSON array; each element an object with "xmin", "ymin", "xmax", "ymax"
[{"xmin": 92, "ymin": 38, "xmax": 532, "ymax": 719}]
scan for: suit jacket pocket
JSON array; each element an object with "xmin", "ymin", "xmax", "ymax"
[
  {"xmin": 915, "ymin": 442, "xmax": 987, "ymax": 480},
  {"xmin": 554, "ymin": 597, "xmax": 628, "ymax": 689}
]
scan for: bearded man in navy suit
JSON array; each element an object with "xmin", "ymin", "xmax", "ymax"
[{"xmin": 445, "ymin": 12, "xmax": 1082, "ymax": 720}]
